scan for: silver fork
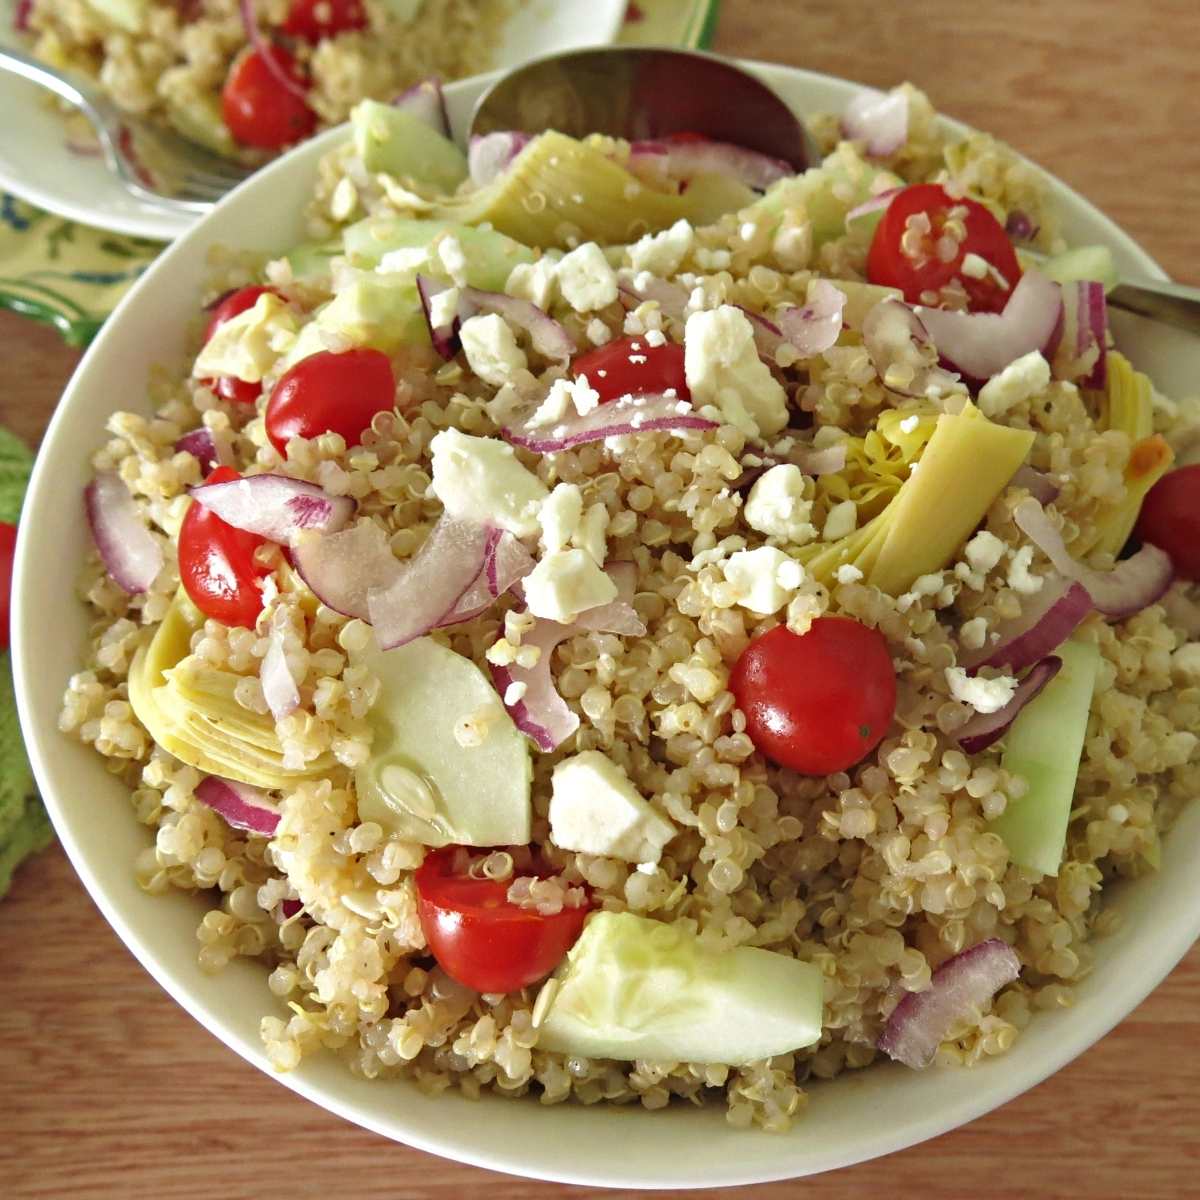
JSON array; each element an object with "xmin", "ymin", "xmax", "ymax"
[{"xmin": 0, "ymin": 43, "xmax": 253, "ymax": 212}]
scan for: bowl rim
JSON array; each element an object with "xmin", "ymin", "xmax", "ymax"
[{"xmin": 14, "ymin": 57, "xmax": 1199, "ymax": 1190}]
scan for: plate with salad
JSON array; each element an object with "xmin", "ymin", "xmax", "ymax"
[{"xmin": 16, "ymin": 58, "xmax": 1200, "ymax": 1187}]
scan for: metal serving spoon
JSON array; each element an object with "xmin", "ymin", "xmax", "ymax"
[{"xmin": 471, "ymin": 46, "xmax": 1200, "ymax": 335}]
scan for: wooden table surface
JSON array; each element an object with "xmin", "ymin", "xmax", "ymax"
[{"xmin": 3, "ymin": 2, "xmax": 1198, "ymax": 1196}]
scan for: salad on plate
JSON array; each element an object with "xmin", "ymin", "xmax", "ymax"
[{"xmin": 60, "ymin": 81, "xmax": 1200, "ymax": 1130}]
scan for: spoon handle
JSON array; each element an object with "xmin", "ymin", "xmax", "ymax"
[{"xmin": 1107, "ymin": 277, "xmax": 1200, "ymax": 336}]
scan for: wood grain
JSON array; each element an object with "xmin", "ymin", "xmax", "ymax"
[{"xmin": 2, "ymin": 3, "xmax": 1199, "ymax": 1195}]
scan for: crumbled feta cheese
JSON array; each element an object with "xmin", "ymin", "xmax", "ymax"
[
  {"xmin": 192, "ymin": 293, "xmax": 297, "ymax": 382},
  {"xmin": 574, "ymin": 502, "xmax": 609, "ymax": 565},
  {"xmin": 1007, "ymin": 544, "xmax": 1045, "ymax": 594},
  {"xmin": 436, "ymin": 235, "xmax": 468, "ymax": 286},
  {"xmin": 899, "ymin": 414, "xmax": 920, "ymax": 434},
  {"xmin": 377, "ymin": 246, "xmax": 429, "ymax": 274},
  {"xmin": 427, "ymin": 286, "xmax": 460, "ymax": 330},
  {"xmin": 822, "ymin": 499, "xmax": 858, "ymax": 542},
  {"xmin": 429, "ymin": 428, "xmax": 548, "ymax": 538},
  {"xmin": 723, "ymin": 546, "xmax": 802, "ymax": 615},
  {"xmin": 503, "ymin": 681, "xmax": 527, "ymax": 706},
  {"xmin": 965, "ymin": 530, "xmax": 1006, "ymax": 574},
  {"xmin": 683, "ymin": 306, "xmax": 789, "ymax": 439},
  {"xmin": 505, "ymin": 256, "xmax": 558, "ymax": 309},
  {"xmin": 557, "ymin": 242, "xmax": 618, "ymax": 312},
  {"xmin": 527, "ymin": 374, "xmax": 599, "ymax": 427},
  {"xmin": 549, "ymin": 750, "xmax": 676, "ymax": 863},
  {"xmin": 1170, "ymin": 643, "xmax": 1200, "ymax": 683},
  {"xmin": 644, "ymin": 328, "xmax": 667, "ymax": 348},
  {"xmin": 586, "ymin": 318, "xmax": 613, "ymax": 346},
  {"xmin": 945, "ymin": 667, "xmax": 1017, "ymax": 714},
  {"xmin": 960, "ymin": 252, "xmax": 990, "ymax": 280},
  {"xmin": 524, "ymin": 549, "xmax": 617, "ymax": 623},
  {"xmin": 835, "ymin": 563, "xmax": 864, "ymax": 585},
  {"xmin": 743, "ymin": 464, "xmax": 816, "ymax": 544},
  {"xmin": 566, "ymin": 373, "xmax": 600, "ymax": 416},
  {"xmin": 628, "ymin": 218, "xmax": 694, "ymax": 277},
  {"xmin": 912, "ymin": 572, "xmax": 944, "ymax": 597},
  {"xmin": 539, "ymin": 483, "xmax": 584, "ymax": 554},
  {"xmin": 458, "ymin": 313, "xmax": 527, "ymax": 387},
  {"xmin": 960, "ymin": 616, "xmax": 989, "ymax": 650},
  {"xmin": 977, "ymin": 350, "xmax": 1051, "ymax": 418}
]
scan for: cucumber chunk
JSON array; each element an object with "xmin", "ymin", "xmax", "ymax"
[
  {"xmin": 534, "ymin": 911, "xmax": 824, "ymax": 1065},
  {"xmin": 351, "ymin": 99, "xmax": 467, "ymax": 194}
]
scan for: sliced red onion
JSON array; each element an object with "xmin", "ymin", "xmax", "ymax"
[
  {"xmin": 960, "ymin": 575, "xmax": 1092, "ymax": 673},
  {"xmin": 737, "ymin": 306, "xmax": 784, "ymax": 359},
  {"xmin": 14, "ymin": 0, "xmax": 33, "ymax": 32},
  {"xmin": 955, "ymin": 656, "xmax": 1062, "ymax": 754},
  {"xmin": 915, "ymin": 269, "xmax": 1062, "ymax": 383},
  {"xmin": 841, "ymin": 88, "xmax": 909, "ymax": 157},
  {"xmin": 618, "ymin": 277, "xmax": 689, "ymax": 323},
  {"xmin": 1008, "ymin": 463, "xmax": 1060, "ymax": 505},
  {"xmin": 194, "ymin": 775, "xmax": 280, "ymax": 838},
  {"xmin": 279, "ymin": 898, "xmax": 303, "ymax": 920},
  {"xmin": 416, "ymin": 275, "xmax": 576, "ymax": 361},
  {"xmin": 237, "ymin": 0, "xmax": 308, "ymax": 102},
  {"xmin": 504, "ymin": 392, "xmax": 717, "ymax": 454},
  {"xmin": 777, "ymin": 280, "xmax": 847, "ymax": 357},
  {"xmin": 292, "ymin": 522, "xmax": 401, "ymax": 621},
  {"xmin": 392, "ymin": 78, "xmax": 450, "ymax": 138},
  {"xmin": 491, "ymin": 569, "xmax": 646, "ymax": 752},
  {"xmin": 188, "ymin": 474, "xmax": 354, "ymax": 546},
  {"xmin": 468, "ymin": 131, "xmax": 532, "ymax": 187},
  {"xmin": 846, "ymin": 186, "xmax": 903, "ymax": 227},
  {"xmin": 175, "ymin": 427, "xmax": 232, "ymax": 476},
  {"xmin": 1004, "ymin": 210, "xmax": 1039, "ymax": 243},
  {"xmin": 627, "ymin": 135, "xmax": 791, "ymax": 192},
  {"xmin": 261, "ymin": 622, "xmax": 301, "ymax": 722},
  {"xmin": 861, "ymin": 299, "xmax": 960, "ymax": 399},
  {"xmin": 84, "ymin": 471, "xmax": 164, "ymax": 595},
  {"xmin": 1013, "ymin": 497, "xmax": 1173, "ymax": 619},
  {"xmin": 788, "ymin": 441, "xmax": 848, "ymax": 476},
  {"xmin": 878, "ymin": 938, "xmax": 1021, "ymax": 1069},
  {"xmin": 367, "ymin": 515, "xmax": 492, "ymax": 650},
  {"xmin": 436, "ymin": 528, "xmax": 534, "ymax": 626},
  {"xmin": 1052, "ymin": 280, "xmax": 1108, "ymax": 389}
]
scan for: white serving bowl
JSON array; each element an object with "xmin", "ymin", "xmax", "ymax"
[{"xmin": 14, "ymin": 61, "xmax": 1200, "ymax": 1189}]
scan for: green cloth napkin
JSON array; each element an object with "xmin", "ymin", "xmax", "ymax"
[{"xmin": 0, "ymin": 428, "xmax": 51, "ymax": 897}]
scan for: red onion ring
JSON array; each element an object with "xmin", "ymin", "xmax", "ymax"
[
  {"xmin": 503, "ymin": 392, "xmax": 717, "ymax": 454},
  {"xmin": 195, "ymin": 775, "xmax": 281, "ymax": 837},
  {"xmin": 393, "ymin": 78, "xmax": 450, "ymax": 138},
  {"xmin": 188, "ymin": 474, "xmax": 355, "ymax": 546},
  {"xmin": 956, "ymin": 656, "xmax": 1062, "ymax": 754},
  {"xmin": 468, "ymin": 131, "xmax": 532, "ymax": 187},
  {"xmin": 961, "ymin": 575, "xmax": 1093, "ymax": 674},
  {"xmin": 238, "ymin": 0, "xmax": 309, "ymax": 103},
  {"xmin": 83, "ymin": 472, "xmax": 164, "ymax": 595}
]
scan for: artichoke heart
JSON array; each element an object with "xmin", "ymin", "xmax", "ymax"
[{"xmin": 127, "ymin": 591, "xmax": 334, "ymax": 789}]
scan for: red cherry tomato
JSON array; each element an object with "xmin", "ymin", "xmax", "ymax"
[
  {"xmin": 283, "ymin": 0, "xmax": 366, "ymax": 41},
  {"xmin": 0, "ymin": 521, "xmax": 16, "ymax": 652},
  {"xmin": 265, "ymin": 348, "xmax": 395, "ymax": 456},
  {"xmin": 201, "ymin": 285, "xmax": 281, "ymax": 405},
  {"xmin": 867, "ymin": 183, "xmax": 1021, "ymax": 313},
  {"xmin": 1136, "ymin": 463, "xmax": 1200, "ymax": 581},
  {"xmin": 178, "ymin": 466, "xmax": 269, "ymax": 628},
  {"xmin": 731, "ymin": 617, "xmax": 896, "ymax": 776},
  {"xmin": 571, "ymin": 335, "xmax": 688, "ymax": 403},
  {"xmin": 414, "ymin": 848, "xmax": 590, "ymax": 994},
  {"xmin": 221, "ymin": 47, "xmax": 316, "ymax": 150}
]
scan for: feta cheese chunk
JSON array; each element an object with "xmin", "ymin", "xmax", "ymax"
[
  {"xmin": 429, "ymin": 428, "xmax": 548, "ymax": 537},
  {"xmin": 1007, "ymin": 544, "xmax": 1045, "ymax": 594},
  {"xmin": 377, "ymin": 245, "xmax": 429, "ymax": 274},
  {"xmin": 549, "ymin": 751, "xmax": 676, "ymax": 863},
  {"xmin": 427, "ymin": 285, "xmax": 460, "ymax": 330},
  {"xmin": 744, "ymin": 464, "xmax": 816, "ymax": 544},
  {"xmin": 574, "ymin": 502, "xmax": 609, "ymax": 565},
  {"xmin": 977, "ymin": 350, "xmax": 1051, "ymax": 419},
  {"xmin": 192, "ymin": 293, "xmax": 297, "ymax": 383},
  {"xmin": 557, "ymin": 242, "xmax": 618, "ymax": 312},
  {"xmin": 723, "ymin": 546, "xmax": 802, "ymax": 615},
  {"xmin": 628, "ymin": 218, "xmax": 694, "ymax": 277},
  {"xmin": 945, "ymin": 666, "xmax": 1017, "ymax": 714},
  {"xmin": 436, "ymin": 234, "xmax": 468, "ymax": 285},
  {"xmin": 684, "ymin": 306, "xmax": 789, "ymax": 439},
  {"xmin": 505, "ymin": 256, "xmax": 558, "ymax": 309},
  {"xmin": 964, "ymin": 530, "xmax": 1006, "ymax": 574},
  {"xmin": 459, "ymin": 313, "xmax": 527, "ymax": 386},
  {"xmin": 835, "ymin": 563, "xmax": 864, "ymax": 585},
  {"xmin": 539, "ymin": 483, "xmax": 584, "ymax": 553},
  {"xmin": 524, "ymin": 548, "xmax": 617, "ymax": 623}
]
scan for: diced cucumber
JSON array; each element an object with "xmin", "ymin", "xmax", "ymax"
[
  {"xmin": 1038, "ymin": 244, "xmax": 1119, "ymax": 294},
  {"xmin": 343, "ymin": 216, "xmax": 535, "ymax": 290},
  {"xmin": 285, "ymin": 239, "xmax": 342, "ymax": 283},
  {"xmin": 354, "ymin": 638, "xmax": 531, "ymax": 847},
  {"xmin": 534, "ymin": 911, "xmax": 824, "ymax": 1065},
  {"xmin": 351, "ymin": 99, "xmax": 468, "ymax": 194},
  {"xmin": 313, "ymin": 274, "xmax": 425, "ymax": 354},
  {"xmin": 83, "ymin": 0, "xmax": 146, "ymax": 33},
  {"xmin": 993, "ymin": 639, "xmax": 1101, "ymax": 876}
]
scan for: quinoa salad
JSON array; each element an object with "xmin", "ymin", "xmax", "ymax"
[
  {"xmin": 18, "ymin": 0, "xmax": 507, "ymax": 160},
  {"xmin": 60, "ymin": 83, "xmax": 1200, "ymax": 1131}
]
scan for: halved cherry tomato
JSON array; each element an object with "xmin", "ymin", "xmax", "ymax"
[
  {"xmin": 1136, "ymin": 463, "xmax": 1200, "ymax": 580},
  {"xmin": 178, "ymin": 466, "xmax": 269, "ymax": 628},
  {"xmin": 200, "ymin": 285, "xmax": 281, "ymax": 405},
  {"xmin": 414, "ymin": 847, "xmax": 590, "ymax": 994},
  {"xmin": 283, "ymin": 0, "xmax": 366, "ymax": 41},
  {"xmin": 731, "ymin": 617, "xmax": 896, "ymax": 776},
  {"xmin": 265, "ymin": 348, "xmax": 395, "ymax": 456},
  {"xmin": 571, "ymin": 335, "xmax": 688, "ymax": 403},
  {"xmin": 0, "ymin": 521, "xmax": 16, "ymax": 652},
  {"xmin": 867, "ymin": 183, "xmax": 1021, "ymax": 313},
  {"xmin": 221, "ymin": 47, "xmax": 316, "ymax": 150}
]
